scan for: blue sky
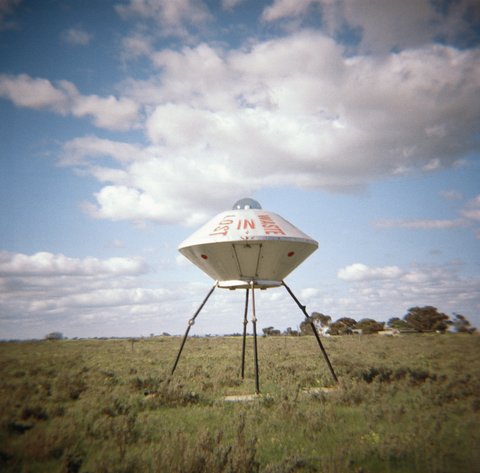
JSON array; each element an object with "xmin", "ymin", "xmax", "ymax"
[{"xmin": 1, "ymin": 0, "xmax": 479, "ymax": 340}]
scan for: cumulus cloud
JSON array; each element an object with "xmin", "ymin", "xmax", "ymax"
[
  {"xmin": 62, "ymin": 140, "xmax": 255, "ymax": 226},
  {"xmin": 71, "ymin": 94, "xmax": 140, "ymax": 131},
  {"xmin": 0, "ymin": 74, "xmax": 69, "ymax": 112},
  {"xmin": 300, "ymin": 287, "xmax": 321, "ymax": 299},
  {"xmin": 0, "ymin": 251, "xmax": 184, "ymax": 338},
  {"xmin": 115, "ymin": 0, "xmax": 212, "ymax": 36},
  {"xmin": 0, "ymin": 74, "xmax": 141, "ymax": 130},
  {"xmin": 60, "ymin": 136, "xmax": 145, "ymax": 166},
  {"xmin": 262, "ymin": 0, "xmax": 480, "ymax": 53},
  {"xmin": 337, "ymin": 263, "xmax": 404, "ymax": 282},
  {"xmin": 121, "ymin": 33, "xmax": 154, "ymax": 61},
  {"xmin": 65, "ymin": 31, "xmax": 480, "ymax": 224},
  {"xmin": 0, "ymin": 251, "xmax": 148, "ymax": 277},
  {"xmin": 79, "ymin": 168, "xmax": 236, "ymax": 226},
  {"xmin": 4, "ymin": 11, "xmax": 480, "ymax": 227},
  {"xmin": 332, "ymin": 261, "xmax": 480, "ymax": 323},
  {"xmin": 60, "ymin": 27, "xmax": 94, "ymax": 46},
  {"xmin": 262, "ymin": 0, "xmax": 320, "ymax": 22}
]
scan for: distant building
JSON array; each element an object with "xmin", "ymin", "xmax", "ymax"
[{"xmin": 379, "ymin": 329, "xmax": 419, "ymax": 336}]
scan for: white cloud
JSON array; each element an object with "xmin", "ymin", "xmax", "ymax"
[
  {"xmin": 78, "ymin": 155, "xmax": 246, "ymax": 226},
  {"xmin": 371, "ymin": 219, "xmax": 472, "ymax": 230},
  {"xmin": 1, "ymin": 253, "xmax": 478, "ymax": 338},
  {"xmin": 463, "ymin": 210, "xmax": 480, "ymax": 222},
  {"xmin": 0, "ymin": 251, "xmax": 184, "ymax": 338},
  {"xmin": 59, "ymin": 31, "xmax": 480, "ymax": 224},
  {"xmin": 261, "ymin": 0, "xmax": 480, "ymax": 53},
  {"xmin": 121, "ymin": 33, "xmax": 154, "ymax": 61},
  {"xmin": 300, "ymin": 287, "xmax": 321, "ymax": 299},
  {"xmin": 71, "ymin": 94, "xmax": 141, "ymax": 131},
  {"xmin": 53, "ymin": 287, "xmax": 169, "ymax": 309},
  {"xmin": 0, "ymin": 250, "xmax": 213, "ymax": 339},
  {"xmin": 60, "ymin": 27, "xmax": 94, "ymax": 46},
  {"xmin": 4, "ymin": 25, "xmax": 480, "ymax": 226},
  {"xmin": 337, "ymin": 263, "xmax": 404, "ymax": 282},
  {"xmin": 0, "ymin": 74, "xmax": 69, "ymax": 112},
  {"xmin": 60, "ymin": 136, "xmax": 145, "ymax": 166},
  {"xmin": 0, "ymin": 74, "xmax": 141, "ymax": 130},
  {"xmin": 460, "ymin": 195, "xmax": 480, "ymax": 222},
  {"xmin": 332, "ymin": 261, "xmax": 480, "ymax": 324},
  {"xmin": 262, "ymin": 0, "xmax": 320, "ymax": 22},
  {"xmin": 342, "ymin": 0, "xmax": 441, "ymax": 53},
  {"xmin": 115, "ymin": 0, "xmax": 212, "ymax": 37},
  {"xmin": 221, "ymin": 0, "xmax": 246, "ymax": 10},
  {"xmin": 439, "ymin": 189, "xmax": 463, "ymax": 201},
  {"xmin": 0, "ymin": 251, "xmax": 148, "ymax": 277}
]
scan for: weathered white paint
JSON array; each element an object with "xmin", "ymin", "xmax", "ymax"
[{"xmin": 178, "ymin": 199, "xmax": 318, "ymax": 289}]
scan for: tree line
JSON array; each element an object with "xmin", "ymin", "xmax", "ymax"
[{"xmin": 262, "ymin": 306, "xmax": 477, "ymax": 337}]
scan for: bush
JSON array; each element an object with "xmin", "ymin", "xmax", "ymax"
[
  {"xmin": 45, "ymin": 332, "xmax": 63, "ymax": 340},
  {"xmin": 0, "ymin": 335, "xmax": 479, "ymax": 472}
]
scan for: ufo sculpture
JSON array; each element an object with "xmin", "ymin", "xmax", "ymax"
[{"xmin": 171, "ymin": 198, "xmax": 337, "ymax": 393}]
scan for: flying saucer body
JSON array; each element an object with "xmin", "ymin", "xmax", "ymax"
[{"xmin": 178, "ymin": 198, "xmax": 318, "ymax": 289}]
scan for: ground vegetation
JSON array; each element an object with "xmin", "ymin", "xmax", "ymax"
[{"xmin": 0, "ymin": 333, "xmax": 479, "ymax": 472}]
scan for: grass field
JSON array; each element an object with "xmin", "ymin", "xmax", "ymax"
[{"xmin": 1, "ymin": 333, "xmax": 479, "ymax": 472}]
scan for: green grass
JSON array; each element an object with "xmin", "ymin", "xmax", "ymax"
[{"xmin": 0, "ymin": 333, "xmax": 479, "ymax": 472}]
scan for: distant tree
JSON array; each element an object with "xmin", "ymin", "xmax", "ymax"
[
  {"xmin": 262, "ymin": 326, "xmax": 275, "ymax": 336},
  {"xmin": 329, "ymin": 317, "xmax": 357, "ymax": 335},
  {"xmin": 311, "ymin": 312, "xmax": 331, "ymax": 328},
  {"xmin": 284, "ymin": 327, "xmax": 299, "ymax": 336},
  {"xmin": 404, "ymin": 306, "xmax": 450, "ymax": 332},
  {"xmin": 300, "ymin": 313, "xmax": 332, "ymax": 335},
  {"xmin": 355, "ymin": 318, "xmax": 385, "ymax": 334},
  {"xmin": 452, "ymin": 314, "xmax": 477, "ymax": 334},
  {"xmin": 299, "ymin": 320, "xmax": 313, "ymax": 335},
  {"xmin": 387, "ymin": 317, "xmax": 410, "ymax": 330},
  {"xmin": 262, "ymin": 327, "xmax": 281, "ymax": 336},
  {"xmin": 45, "ymin": 332, "xmax": 63, "ymax": 340}
]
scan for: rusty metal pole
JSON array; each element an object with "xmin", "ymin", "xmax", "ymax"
[
  {"xmin": 241, "ymin": 288, "xmax": 249, "ymax": 379},
  {"xmin": 282, "ymin": 281, "xmax": 338, "ymax": 384},
  {"xmin": 170, "ymin": 283, "xmax": 217, "ymax": 377},
  {"xmin": 250, "ymin": 281, "xmax": 260, "ymax": 394}
]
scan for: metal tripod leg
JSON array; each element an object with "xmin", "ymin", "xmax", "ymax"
[
  {"xmin": 241, "ymin": 288, "xmax": 249, "ymax": 379},
  {"xmin": 170, "ymin": 283, "xmax": 217, "ymax": 377},
  {"xmin": 251, "ymin": 281, "xmax": 260, "ymax": 394},
  {"xmin": 282, "ymin": 281, "xmax": 338, "ymax": 384}
]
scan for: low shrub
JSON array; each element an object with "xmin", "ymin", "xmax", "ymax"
[{"xmin": 0, "ymin": 334, "xmax": 478, "ymax": 472}]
